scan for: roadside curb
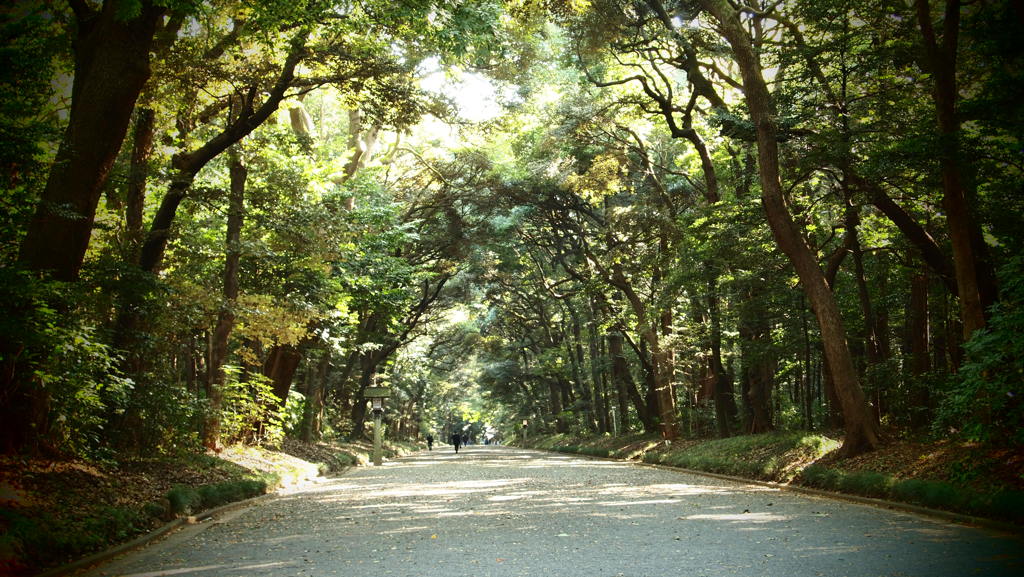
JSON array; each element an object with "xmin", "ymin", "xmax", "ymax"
[{"xmin": 530, "ymin": 445, "xmax": 1023, "ymax": 535}]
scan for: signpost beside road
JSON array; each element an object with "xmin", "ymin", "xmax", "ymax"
[{"xmin": 365, "ymin": 386, "xmax": 391, "ymax": 466}]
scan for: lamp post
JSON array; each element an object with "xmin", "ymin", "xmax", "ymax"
[{"xmin": 365, "ymin": 384, "xmax": 391, "ymax": 466}]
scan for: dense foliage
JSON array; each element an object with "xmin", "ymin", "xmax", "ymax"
[{"xmin": 0, "ymin": 0, "xmax": 1021, "ymax": 463}]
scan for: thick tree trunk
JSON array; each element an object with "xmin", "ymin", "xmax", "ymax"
[
  {"xmin": 650, "ymin": 348, "xmax": 678, "ymax": 439},
  {"xmin": 701, "ymin": 0, "xmax": 879, "ymax": 455},
  {"xmin": 549, "ymin": 376, "xmax": 567, "ymax": 433},
  {"xmin": 349, "ymin": 353, "xmax": 376, "ymax": 438},
  {"xmin": 341, "ymin": 109, "xmax": 380, "ymax": 182},
  {"xmin": 17, "ymin": 1, "xmax": 163, "ymax": 281},
  {"xmin": 2, "ymin": 3, "xmax": 163, "ymax": 453}
]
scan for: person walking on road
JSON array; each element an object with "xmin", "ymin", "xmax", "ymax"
[
  {"xmin": 451, "ymin": 432, "xmax": 462, "ymax": 453},
  {"xmin": 426, "ymin": 434, "xmax": 434, "ymax": 451}
]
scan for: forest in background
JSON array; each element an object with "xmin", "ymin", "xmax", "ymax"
[{"xmin": 1, "ymin": 0, "xmax": 1022, "ymax": 468}]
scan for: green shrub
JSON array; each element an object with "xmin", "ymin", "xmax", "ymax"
[
  {"xmin": 202, "ymin": 480, "xmax": 266, "ymax": 509},
  {"xmin": 197, "ymin": 484, "xmax": 226, "ymax": 508},
  {"xmin": 801, "ymin": 465, "xmax": 844, "ymax": 491},
  {"xmin": 935, "ymin": 256, "xmax": 1024, "ymax": 446},
  {"xmin": 987, "ymin": 491, "xmax": 1024, "ymax": 522},
  {"xmin": 142, "ymin": 501, "xmax": 168, "ymax": 520},
  {"xmin": 166, "ymin": 486, "xmax": 202, "ymax": 516},
  {"xmin": 83, "ymin": 507, "xmax": 145, "ymax": 542},
  {"xmin": 891, "ymin": 479, "xmax": 966, "ymax": 510},
  {"xmin": 0, "ymin": 506, "xmax": 143, "ymax": 568},
  {"xmin": 166, "ymin": 479, "xmax": 267, "ymax": 517},
  {"xmin": 0, "ymin": 270, "xmax": 138, "ymax": 459},
  {"xmin": 838, "ymin": 471, "xmax": 893, "ymax": 498}
]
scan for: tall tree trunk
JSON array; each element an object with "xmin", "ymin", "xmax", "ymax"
[
  {"xmin": 613, "ymin": 265, "xmax": 679, "ymax": 439},
  {"xmin": 263, "ymin": 344, "xmax": 303, "ymax": 421},
  {"xmin": 915, "ymin": 0, "xmax": 997, "ymax": 340},
  {"xmin": 844, "ymin": 197, "xmax": 882, "ymax": 367},
  {"xmin": 107, "ymin": 106, "xmax": 156, "ymax": 385},
  {"xmin": 341, "ymin": 109, "xmax": 380, "ymax": 180},
  {"xmin": 609, "ymin": 329, "xmax": 643, "ymax": 433},
  {"xmin": 739, "ymin": 285, "xmax": 774, "ymax": 433},
  {"xmin": 701, "ymin": 0, "xmax": 879, "ymax": 455},
  {"xmin": 301, "ymin": 353, "xmax": 328, "ymax": 442},
  {"xmin": 349, "ymin": 349, "xmax": 388, "ymax": 439},
  {"xmin": 17, "ymin": 1, "xmax": 164, "ymax": 281},
  {"xmin": 708, "ymin": 276, "xmax": 738, "ymax": 437},
  {"xmin": 567, "ymin": 309, "xmax": 595, "ymax": 431},
  {"xmin": 908, "ymin": 255, "xmax": 932, "ymax": 428},
  {"xmin": 588, "ymin": 298, "xmax": 610, "ymax": 433},
  {"xmin": 799, "ymin": 295, "xmax": 813, "ymax": 430},
  {"xmin": 910, "ymin": 262, "xmax": 932, "ymax": 376},
  {"xmin": 203, "ymin": 149, "xmax": 245, "ymax": 450},
  {"xmin": 125, "ymin": 107, "xmax": 155, "ymax": 257}
]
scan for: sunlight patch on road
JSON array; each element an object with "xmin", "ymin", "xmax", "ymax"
[
  {"xmin": 488, "ymin": 494, "xmax": 526, "ymax": 502},
  {"xmin": 596, "ymin": 498, "xmax": 682, "ymax": 507},
  {"xmin": 366, "ymin": 478, "xmax": 529, "ymax": 499},
  {"xmin": 596, "ymin": 482, "xmax": 734, "ymax": 498},
  {"xmin": 683, "ymin": 512, "xmax": 791, "ymax": 523},
  {"xmin": 120, "ymin": 561, "xmax": 297, "ymax": 577}
]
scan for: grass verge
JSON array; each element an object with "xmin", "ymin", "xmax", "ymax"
[{"xmin": 521, "ymin": 432, "xmax": 1023, "ymax": 527}]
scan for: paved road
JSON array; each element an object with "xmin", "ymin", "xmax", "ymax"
[{"xmin": 80, "ymin": 446, "xmax": 1022, "ymax": 577}]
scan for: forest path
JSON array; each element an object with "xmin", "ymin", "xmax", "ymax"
[{"xmin": 79, "ymin": 445, "xmax": 1022, "ymax": 577}]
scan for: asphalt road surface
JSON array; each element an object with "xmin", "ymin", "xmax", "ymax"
[{"xmin": 79, "ymin": 445, "xmax": 1022, "ymax": 577}]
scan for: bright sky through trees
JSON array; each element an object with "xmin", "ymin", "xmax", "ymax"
[{"xmin": 419, "ymin": 58, "xmax": 510, "ymax": 122}]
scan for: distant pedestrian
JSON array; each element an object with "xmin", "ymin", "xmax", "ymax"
[
  {"xmin": 451, "ymin": 432, "xmax": 462, "ymax": 453},
  {"xmin": 462, "ymin": 433, "xmax": 469, "ymax": 446},
  {"xmin": 426, "ymin": 434, "xmax": 434, "ymax": 451}
]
